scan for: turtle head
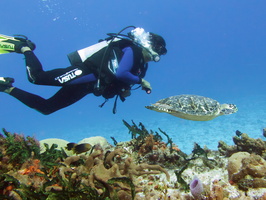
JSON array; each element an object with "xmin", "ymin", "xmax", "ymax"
[
  {"xmin": 145, "ymin": 103, "xmax": 173, "ymax": 114},
  {"xmin": 220, "ymin": 104, "xmax": 238, "ymax": 115}
]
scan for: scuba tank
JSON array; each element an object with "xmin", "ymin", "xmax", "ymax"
[{"xmin": 67, "ymin": 37, "xmax": 121, "ymax": 68}]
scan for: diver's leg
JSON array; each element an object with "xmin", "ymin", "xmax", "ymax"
[
  {"xmin": 24, "ymin": 51, "xmax": 91, "ymax": 86},
  {"xmin": 7, "ymin": 84, "xmax": 93, "ymax": 115}
]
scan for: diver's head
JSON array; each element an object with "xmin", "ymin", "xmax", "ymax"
[
  {"xmin": 149, "ymin": 32, "xmax": 167, "ymax": 57},
  {"xmin": 129, "ymin": 28, "xmax": 167, "ymax": 62}
]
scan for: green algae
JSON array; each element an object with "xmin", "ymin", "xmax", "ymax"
[
  {"xmin": 0, "ymin": 128, "xmax": 40, "ymax": 168},
  {"xmin": 174, "ymin": 143, "xmax": 217, "ymax": 190},
  {"xmin": 122, "ymin": 119, "xmax": 172, "ymax": 148},
  {"xmin": 107, "ymin": 177, "xmax": 136, "ymax": 200},
  {"xmin": 40, "ymin": 143, "xmax": 67, "ymax": 169}
]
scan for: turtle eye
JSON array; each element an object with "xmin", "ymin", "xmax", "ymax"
[{"xmin": 229, "ymin": 104, "xmax": 236, "ymax": 109}]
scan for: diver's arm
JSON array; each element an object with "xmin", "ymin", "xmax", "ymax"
[
  {"xmin": 116, "ymin": 47, "xmax": 152, "ymax": 93},
  {"xmin": 115, "ymin": 47, "xmax": 141, "ymax": 84}
]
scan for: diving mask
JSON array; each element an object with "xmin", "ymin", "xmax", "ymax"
[{"xmin": 129, "ymin": 28, "xmax": 166, "ymax": 62}]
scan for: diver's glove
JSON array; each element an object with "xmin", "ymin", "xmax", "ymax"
[{"xmin": 141, "ymin": 79, "xmax": 152, "ymax": 94}]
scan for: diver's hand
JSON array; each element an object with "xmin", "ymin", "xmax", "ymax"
[{"xmin": 141, "ymin": 79, "xmax": 152, "ymax": 94}]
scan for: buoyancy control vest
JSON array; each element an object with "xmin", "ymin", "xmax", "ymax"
[{"xmin": 67, "ymin": 36, "xmax": 148, "ymax": 99}]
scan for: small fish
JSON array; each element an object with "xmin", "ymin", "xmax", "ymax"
[
  {"xmin": 66, "ymin": 142, "xmax": 77, "ymax": 151},
  {"xmin": 66, "ymin": 142, "xmax": 92, "ymax": 154},
  {"xmin": 236, "ymin": 130, "xmax": 242, "ymax": 137}
]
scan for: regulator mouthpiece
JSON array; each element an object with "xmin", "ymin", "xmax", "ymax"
[{"xmin": 153, "ymin": 55, "xmax": 160, "ymax": 62}]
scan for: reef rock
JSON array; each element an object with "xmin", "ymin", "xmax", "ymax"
[
  {"xmin": 232, "ymin": 133, "xmax": 266, "ymax": 156},
  {"xmin": 218, "ymin": 133, "xmax": 266, "ymax": 158},
  {"xmin": 227, "ymin": 152, "xmax": 266, "ymax": 191},
  {"xmin": 228, "ymin": 152, "xmax": 250, "ymax": 182}
]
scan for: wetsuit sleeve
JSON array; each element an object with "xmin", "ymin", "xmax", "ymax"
[{"xmin": 115, "ymin": 47, "xmax": 141, "ymax": 84}]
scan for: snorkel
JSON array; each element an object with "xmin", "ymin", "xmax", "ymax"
[{"xmin": 129, "ymin": 28, "xmax": 161, "ymax": 62}]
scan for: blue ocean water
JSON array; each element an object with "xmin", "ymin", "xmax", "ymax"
[{"xmin": 1, "ymin": 0, "xmax": 266, "ymax": 154}]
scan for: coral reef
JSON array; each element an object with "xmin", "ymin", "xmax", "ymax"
[
  {"xmin": 228, "ymin": 152, "xmax": 266, "ymax": 191},
  {"xmin": 218, "ymin": 131, "xmax": 266, "ymax": 158},
  {"xmin": 218, "ymin": 131, "xmax": 266, "ymax": 193},
  {"xmin": 0, "ymin": 128, "xmax": 40, "ymax": 173},
  {"xmin": 1, "ymin": 123, "xmax": 266, "ymax": 199},
  {"xmin": 0, "ymin": 127, "xmax": 171, "ymax": 199},
  {"xmin": 121, "ymin": 120, "xmax": 185, "ymax": 168}
]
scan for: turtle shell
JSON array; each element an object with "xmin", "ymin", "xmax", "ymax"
[{"xmin": 145, "ymin": 94, "xmax": 221, "ymax": 121}]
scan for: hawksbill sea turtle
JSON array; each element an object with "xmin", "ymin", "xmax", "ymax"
[{"xmin": 145, "ymin": 94, "xmax": 238, "ymax": 121}]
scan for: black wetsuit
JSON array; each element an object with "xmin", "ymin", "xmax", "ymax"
[{"xmin": 8, "ymin": 43, "xmax": 147, "ymax": 115}]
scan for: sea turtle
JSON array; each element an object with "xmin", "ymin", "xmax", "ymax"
[{"xmin": 145, "ymin": 94, "xmax": 238, "ymax": 121}]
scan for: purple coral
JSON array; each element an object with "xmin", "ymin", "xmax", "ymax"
[{"xmin": 189, "ymin": 176, "xmax": 203, "ymax": 199}]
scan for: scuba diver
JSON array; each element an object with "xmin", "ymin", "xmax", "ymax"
[{"xmin": 0, "ymin": 26, "xmax": 167, "ymax": 115}]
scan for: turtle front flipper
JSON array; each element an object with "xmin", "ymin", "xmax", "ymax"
[{"xmin": 220, "ymin": 104, "xmax": 238, "ymax": 115}]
